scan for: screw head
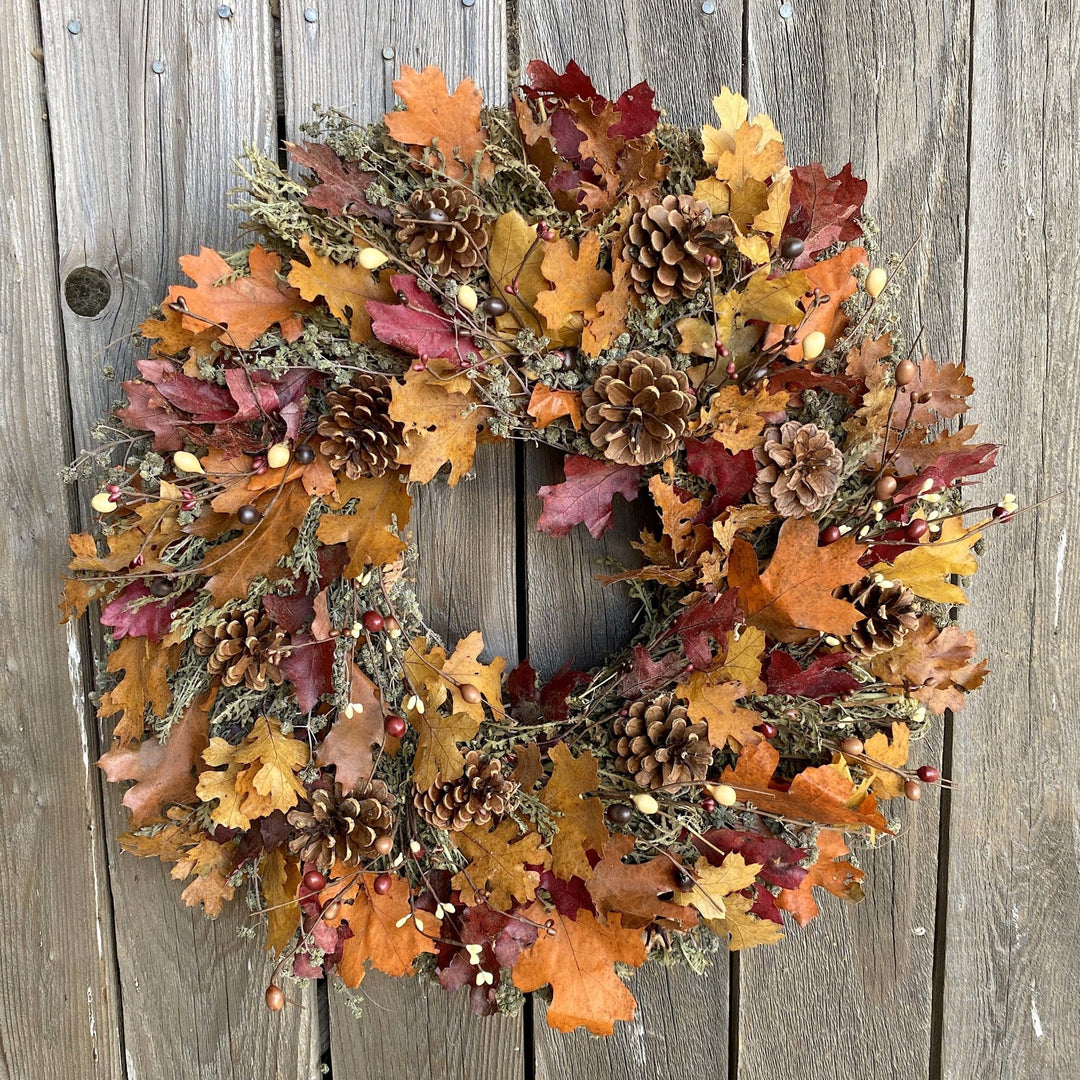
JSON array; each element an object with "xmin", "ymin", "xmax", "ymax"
[
  {"xmin": 779, "ymin": 2, "xmax": 794, "ymax": 17},
  {"xmin": 382, "ymin": 46, "xmax": 395, "ymax": 60},
  {"xmin": 701, "ymin": 0, "xmax": 717, "ymax": 12}
]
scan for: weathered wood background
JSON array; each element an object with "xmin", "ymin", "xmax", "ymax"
[{"xmin": 1, "ymin": 0, "xmax": 1076, "ymax": 1076}]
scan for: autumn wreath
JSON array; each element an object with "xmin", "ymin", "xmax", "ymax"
[{"xmin": 63, "ymin": 61, "xmax": 1006, "ymax": 1035}]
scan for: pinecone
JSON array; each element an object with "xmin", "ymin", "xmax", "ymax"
[
  {"xmin": 287, "ymin": 780, "xmax": 396, "ymax": 873},
  {"xmin": 193, "ymin": 608, "xmax": 286, "ymax": 691},
  {"xmin": 413, "ymin": 751, "xmax": 517, "ymax": 832},
  {"xmin": 581, "ymin": 352, "xmax": 694, "ymax": 466},
  {"xmin": 624, "ymin": 194, "xmax": 724, "ymax": 304},
  {"xmin": 611, "ymin": 693, "xmax": 712, "ymax": 793},
  {"xmin": 753, "ymin": 421, "xmax": 843, "ymax": 518},
  {"xmin": 836, "ymin": 576, "xmax": 920, "ymax": 657},
  {"xmin": 394, "ymin": 186, "xmax": 489, "ymax": 277},
  {"xmin": 317, "ymin": 373, "xmax": 403, "ymax": 479}
]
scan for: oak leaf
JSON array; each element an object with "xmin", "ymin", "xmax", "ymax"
[
  {"xmin": 98, "ymin": 636, "xmax": 180, "ymax": 746},
  {"xmin": 316, "ymin": 472, "xmax": 411, "ymax": 575},
  {"xmin": 669, "ymin": 589, "xmax": 742, "ymax": 670},
  {"xmin": 316, "ymin": 664, "xmax": 386, "ymax": 791},
  {"xmin": 715, "ymin": 891, "xmax": 786, "ymax": 949},
  {"xmin": 402, "ymin": 631, "xmax": 504, "ymax": 721},
  {"xmin": 776, "ymin": 829, "xmax": 865, "ymax": 926},
  {"xmin": 536, "ymin": 455, "xmax": 642, "ymax": 539},
  {"xmin": 539, "ymin": 742, "xmax": 609, "ymax": 881},
  {"xmin": 171, "ymin": 835, "xmax": 237, "ymax": 917},
  {"xmin": 260, "ymin": 847, "xmax": 302, "ymax": 953},
  {"xmin": 674, "ymin": 853, "xmax": 762, "ymax": 921},
  {"xmin": 581, "ymin": 258, "xmax": 636, "ymax": 356},
  {"xmin": 783, "ymin": 162, "xmax": 867, "ymax": 266},
  {"xmin": 859, "ymin": 722, "xmax": 910, "ymax": 799},
  {"xmin": 677, "ymin": 668, "xmax": 762, "ymax": 750},
  {"xmin": 487, "ymin": 210, "xmax": 565, "ymax": 343},
  {"xmin": 728, "ymin": 516, "xmax": 867, "ymax": 643},
  {"xmin": 588, "ymin": 834, "xmax": 697, "ymax": 929},
  {"xmin": 716, "ymin": 626, "xmax": 767, "ymax": 694},
  {"xmin": 512, "ymin": 904, "xmax": 647, "ymax": 1035},
  {"xmin": 871, "ymin": 516, "xmax": 982, "ymax": 605},
  {"xmin": 534, "ymin": 232, "xmax": 612, "ymax": 339},
  {"xmin": 286, "ymin": 141, "xmax": 394, "ymax": 223},
  {"xmin": 409, "ymin": 709, "xmax": 480, "ymax": 790},
  {"xmin": 451, "ymin": 819, "xmax": 551, "ymax": 910},
  {"xmin": 69, "ymin": 498, "xmax": 181, "ymax": 576},
  {"xmin": 527, "ymin": 384, "xmax": 583, "ymax": 430},
  {"xmin": 696, "ymin": 383, "xmax": 791, "ymax": 453}
]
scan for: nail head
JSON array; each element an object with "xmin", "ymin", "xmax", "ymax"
[
  {"xmin": 217, "ymin": 4, "xmax": 232, "ymax": 17},
  {"xmin": 462, "ymin": 0, "xmax": 476, "ymax": 6},
  {"xmin": 303, "ymin": 6, "xmax": 318, "ymax": 21},
  {"xmin": 779, "ymin": 2, "xmax": 793, "ymax": 16},
  {"xmin": 151, "ymin": 59, "xmax": 165, "ymax": 74},
  {"xmin": 67, "ymin": 19, "xmax": 81, "ymax": 33},
  {"xmin": 701, "ymin": 0, "xmax": 716, "ymax": 12},
  {"xmin": 382, "ymin": 46, "xmax": 395, "ymax": 60}
]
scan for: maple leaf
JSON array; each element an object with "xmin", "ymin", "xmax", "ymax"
[
  {"xmin": 287, "ymin": 235, "xmax": 394, "ymax": 342},
  {"xmin": 695, "ymin": 383, "xmax": 791, "ymax": 453},
  {"xmin": 98, "ymin": 636, "xmax": 180, "ymax": 746},
  {"xmin": 286, "ymin": 141, "xmax": 394, "ymax": 223},
  {"xmin": 539, "ymin": 742, "xmax": 609, "ymax": 881},
  {"xmin": 764, "ymin": 651, "xmax": 859, "ymax": 703},
  {"xmin": 451, "ymin": 819, "xmax": 551, "ymax": 910},
  {"xmin": 384, "ymin": 65, "xmax": 492, "ymax": 181},
  {"xmin": 677, "ymin": 668, "xmax": 761, "ymax": 750},
  {"xmin": 870, "ymin": 616, "xmax": 988, "ymax": 713},
  {"xmin": 322, "ymin": 870, "xmax": 439, "ymax": 987},
  {"xmin": 535, "ymin": 454, "xmax": 642, "ymax": 540},
  {"xmin": 512, "ymin": 903, "xmax": 647, "ymax": 1035},
  {"xmin": 783, "ymin": 162, "xmax": 867, "ymax": 266},
  {"xmin": 587, "ymin": 834, "xmax": 697, "ymax": 929},
  {"xmin": 669, "ymin": 590, "xmax": 741, "ymax": 670},
  {"xmin": 197, "ymin": 716, "xmax": 309, "ymax": 829},
  {"xmin": 534, "ymin": 232, "xmax": 612, "ymax": 338},
  {"xmin": 260, "ymin": 847, "xmax": 302, "ymax": 953},
  {"xmin": 97, "ymin": 695, "xmax": 210, "ymax": 826},
  {"xmin": 721, "ymin": 740, "xmax": 889, "ymax": 832},
  {"xmin": 387, "ymin": 360, "xmax": 491, "ymax": 485},
  {"xmin": 776, "ymin": 830, "xmax": 864, "ymax": 926},
  {"xmin": 871, "ymin": 516, "xmax": 982, "ymax": 605},
  {"xmin": 165, "ymin": 245, "xmax": 307, "ymax": 350},
  {"xmin": 527, "ymin": 384, "xmax": 582, "ymax": 430},
  {"xmin": 316, "ymin": 472, "xmax": 411, "ymax": 575},
  {"xmin": 368, "ymin": 275, "xmax": 480, "ymax": 364},
  {"xmin": 859, "ymin": 722, "xmax": 911, "ymax": 799},
  {"xmin": 674, "ymin": 853, "xmax": 762, "ymax": 921},
  {"xmin": 728, "ymin": 517, "xmax": 867, "ymax": 643},
  {"xmin": 316, "ymin": 664, "xmax": 386, "ymax": 791}
]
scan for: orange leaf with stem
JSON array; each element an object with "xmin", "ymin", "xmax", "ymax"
[{"xmin": 527, "ymin": 384, "xmax": 583, "ymax": 431}]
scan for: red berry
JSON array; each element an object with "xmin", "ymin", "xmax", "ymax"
[
  {"xmin": 362, "ymin": 610, "xmax": 385, "ymax": 632},
  {"xmin": 756, "ymin": 721, "xmax": 778, "ymax": 739},
  {"xmin": 703, "ymin": 253, "xmax": 720, "ymax": 270},
  {"xmin": 917, "ymin": 765, "xmax": 941, "ymax": 784},
  {"xmin": 373, "ymin": 873, "xmax": 393, "ymax": 896},
  {"xmin": 905, "ymin": 518, "xmax": 929, "ymax": 541},
  {"xmin": 411, "ymin": 360, "xmax": 426, "ymax": 371},
  {"xmin": 701, "ymin": 797, "xmax": 717, "ymax": 813},
  {"xmin": 820, "ymin": 525, "xmax": 842, "ymax": 546},
  {"xmin": 384, "ymin": 714, "xmax": 407, "ymax": 739},
  {"xmin": 726, "ymin": 362, "xmax": 737, "ymax": 376},
  {"xmin": 251, "ymin": 456, "xmax": 268, "ymax": 474},
  {"xmin": 303, "ymin": 869, "xmax": 327, "ymax": 894}
]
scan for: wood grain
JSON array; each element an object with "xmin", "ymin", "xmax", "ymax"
[
  {"xmin": 36, "ymin": 1, "xmax": 320, "ymax": 1075},
  {"xmin": 278, "ymin": 3, "xmax": 524, "ymax": 1076},
  {"xmin": 0, "ymin": 3, "xmax": 123, "ymax": 1077},
  {"xmin": 516, "ymin": 3, "xmax": 742, "ymax": 1072},
  {"xmin": 940, "ymin": 0, "xmax": 1080, "ymax": 1076},
  {"xmin": 738, "ymin": 1, "xmax": 971, "ymax": 1074}
]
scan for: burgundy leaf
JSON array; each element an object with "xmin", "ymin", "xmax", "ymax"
[
  {"xmin": 685, "ymin": 440, "xmax": 756, "ymax": 509},
  {"xmin": 114, "ymin": 381, "xmax": 186, "ymax": 451},
  {"xmin": 101, "ymin": 581, "xmax": 192, "ymax": 642},
  {"xmin": 538, "ymin": 870, "xmax": 596, "ymax": 918},
  {"xmin": 536, "ymin": 454, "xmax": 642, "ymax": 539},
  {"xmin": 764, "ymin": 651, "xmax": 860, "ymax": 703},
  {"xmin": 280, "ymin": 632, "xmax": 336, "ymax": 713},
  {"xmin": 507, "ymin": 659, "xmax": 540, "ymax": 708},
  {"xmin": 608, "ymin": 82, "xmax": 660, "ymax": 140},
  {"xmin": 696, "ymin": 828, "xmax": 809, "ymax": 891},
  {"xmin": 367, "ymin": 274, "xmax": 480, "ymax": 364},
  {"xmin": 138, "ymin": 358, "xmax": 236, "ymax": 419},
  {"xmin": 522, "ymin": 59, "xmax": 604, "ymax": 107},
  {"xmin": 287, "ymin": 141, "xmax": 395, "ymax": 224},
  {"xmin": 262, "ymin": 590, "xmax": 315, "ymax": 635},
  {"xmin": 670, "ymin": 590, "xmax": 741, "ymax": 670},
  {"xmin": 538, "ymin": 662, "xmax": 591, "ymax": 723},
  {"xmin": 784, "ymin": 162, "xmax": 868, "ymax": 266},
  {"xmin": 614, "ymin": 645, "xmax": 686, "ymax": 699},
  {"xmin": 893, "ymin": 443, "xmax": 1000, "ymax": 503},
  {"xmin": 748, "ymin": 882, "xmax": 784, "ymax": 924}
]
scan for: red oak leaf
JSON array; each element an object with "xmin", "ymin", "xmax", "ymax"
[
  {"xmin": 614, "ymin": 645, "xmax": 686, "ymax": 699},
  {"xmin": 287, "ymin": 141, "xmax": 394, "ymax": 223},
  {"xmin": 100, "ymin": 581, "xmax": 193, "ymax": 642},
  {"xmin": 764, "ymin": 651, "xmax": 860, "ymax": 703},
  {"xmin": 669, "ymin": 590, "xmax": 741, "ymax": 670},
  {"xmin": 536, "ymin": 454, "xmax": 642, "ymax": 539},
  {"xmin": 367, "ymin": 275, "xmax": 480, "ymax": 364},
  {"xmin": 695, "ymin": 828, "xmax": 809, "ymax": 891},
  {"xmin": 279, "ymin": 632, "xmax": 336, "ymax": 713},
  {"xmin": 783, "ymin": 162, "xmax": 867, "ymax": 266},
  {"xmin": 684, "ymin": 440, "xmax": 756, "ymax": 510}
]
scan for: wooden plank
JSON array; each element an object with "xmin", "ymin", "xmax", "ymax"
[
  {"xmin": 739, "ymin": 1, "xmax": 971, "ymax": 1075},
  {"xmin": 277, "ymin": 4, "xmax": 524, "ymax": 1076},
  {"xmin": 940, "ymin": 1, "xmax": 1080, "ymax": 1076},
  {"xmin": 0, "ymin": 4, "xmax": 123, "ymax": 1077},
  {"xmin": 36, "ymin": 2, "xmax": 321, "ymax": 1075},
  {"xmin": 516, "ymin": 6, "xmax": 742, "ymax": 1073}
]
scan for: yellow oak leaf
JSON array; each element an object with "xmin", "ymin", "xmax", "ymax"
[
  {"xmin": 451, "ymin": 819, "xmax": 551, "ymax": 910},
  {"xmin": 539, "ymin": 742, "xmax": 609, "ymax": 881},
  {"xmin": 409, "ymin": 709, "xmax": 480, "ymax": 790},
  {"xmin": 714, "ymin": 268, "xmax": 810, "ymax": 343},
  {"xmin": 534, "ymin": 232, "xmax": 612, "ymax": 339},
  {"xmin": 701, "ymin": 87, "xmax": 749, "ymax": 166},
  {"xmin": 260, "ymin": 847, "xmax": 302, "ymax": 954},
  {"xmin": 871, "ymin": 516, "xmax": 983, "ymax": 605},
  {"xmin": 695, "ymin": 383, "xmax": 791, "ymax": 453},
  {"xmin": 710, "ymin": 891, "xmax": 786, "ymax": 950},
  {"xmin": 581, "ymin": 257, "xmax": 636, "ymax": 357},
  {"xmin": 676, "ymin": 669, "xmax": 762, "ymax": 750},
  {"xmin": 402, "ymin": 632, "xmax": 504, "ymax": 721},
  {"xmin": 316, "ymin": 472, "xmax": 411, "ymax": 575},
  {"xmin": 487, "ymin": 210, "xmax": 566, "ymax": 343},
  {"xmin": 859, "ymin": 722, "xmax": 911, "ymax": 799},
  {"xmin": 673, "ymin": 853, "xmax": 763, "ymax": 920},
  {"xmin": 171, "ymin": 835, "xmax": 237, "ymax": 917}
]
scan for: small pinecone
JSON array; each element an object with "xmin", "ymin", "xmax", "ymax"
[
  {"xmin": 611, "ymin": 693, "xmax": 712, "ymax": 793},
  {"xmin": 581, "ymin": 352, "xmax": 694, "ymax": 466},
  {"xmin": 317, "ymin": 373, "xmax": 403, "ymax": 479},
  {"xmin": 753, "ymin": 421, "xmax": 843, "ymax": 518},
  {"xmin": 624, "ymin": 194, "xmax": 721, "ymax": 304},
  {"xmin": 287, "ymin": 780, "xmax": 396, "ymax": 873},
  {"xmin": 413, "ymin": 751, "xmax": 517, "ymax": 832},
  {"xmin": 394, "ymin": 186, "xmax": 489, "ymax": 277},
  {"xmin": 836, "ymin": 577, "xmax": 920, "ymax": 657},
  {"xmin": 193, "ymin": 608, "xmax": 286, "ymax": 691}
]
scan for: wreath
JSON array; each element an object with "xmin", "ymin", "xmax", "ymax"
[{"xmin": 63, "ymin": 60, "xmax": 1006, "ymax": 1035}]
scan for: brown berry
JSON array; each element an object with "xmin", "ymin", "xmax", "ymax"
[
  {"xmin": 780, "ymin": 236, "xmax": 805, "ymax": 259},
  {"xmin": 482, "ymin": 296, "xmax": 508, "ymax": 317},
  {"xmin": 362, "ymin": 610, "xmax": 384, "ymax": 633},
  {"xmin": 820, "ymin": 525, "xmax": 842, "ymax": 546},
  {"xmin": 237, "ymin": 504, "xmax": 261, "ymax": 526},
  {"xmin": 303, "ymin": 869, "xmax": 327, "ymax": 894},
  {"xmin": 904, "ymin": 780, "xmax": 922, "ymax": 801},
  {"xmin": 905, "ymin": 518, "xmax": 929, "ymax": 541},
  {"xmin": 294, "ymin": 444, "xmax": 315, "ymax": 465},
  {"xmin": 265, "ymin": 985, "xmax": 286, "ymax": 1012},
  {"xmin": 383, "ymin": 615, "xmax": 400, "ymax": 634},
  {"xmin": 895, "ymin": 358, "xmax": 917, "ymax": 386},
  {"xmin": 373, "ymin": 835, "xmax": 394, "ymax": 856},
  {"xmin": 425, "ymin": 207, "xmax": 449, "ymax": 223},
  {"xmin": 149, "ymin": 577, "xmax": 174, "ymax": 597},
  {"xmin": 384, "ymin": 714, "xmax": 407, "ymax": 739},
  {"xmin": 917, "ymin": 765, "xmax": 941, "ymax": 784},
  {"xmin": 606, "ymin": 803, "xmax": 632, "ymax": 826},
  {"xmin": 323, "ymin": 900, "xmax": 342, "ymax": 921},
  {"xmin": 840, "ymin": 737, "xmax": 865, "ymax": 756},
  {"xmin": 459, "ymin": 682, "xmax": 482, "ymax": 704},
  {"xmin": 875, "ymin": 475, "xmax": 898, "ymax": 500},
  {"xmin": 373, "ymin": 873, "xmax": 393, "ymax": 896}
]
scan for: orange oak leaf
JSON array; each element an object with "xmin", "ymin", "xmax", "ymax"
[
  {"xmin": 487, "ymin": 210, "xmax": 567, "ymax": 344},
  {"xmin": 315, "ymin": 472, "xmax": 411, "ymax": 575},
  {"xmin": 451, "ymin": 819, "xmax": 551, "ymax": 910},
  {"xmin": 402, "ymin": 631, "xmax": 504, "ymax": 721},
  {"xmin": 323, "ymin": 870, "xmax": 439, "ymax": 987},
  {"xmin": 534, "ymin": 232, "xmax": 613, "ymax": 339},
  {"xmin": 286, "ymin": 235, "xmax": 394, "ymax": 342},
  {"xmin": 98, "ymin": 637, "xmax": 181, "ymax": 746},
  {"xmin": 581, "ymin": 257, "xmax": 636, "ymax": 357},
  {"xmin": 97, "ymin": 693, "xmax": 210, "ymax": 826},
  {"xmin": 713, "ymin": 891, "xmax": 786, "ymax": 949},
  {"xmin": 727, "ymin": 516, "xmax": 867, "ymax": 643},
  {"xmin": 68, "ymin": 498, "xmax": 181, "ymax": 576},
  {"xmin": 776, "ymin": 829, "xmax": 865, "ymax": 926},
  {"xmin": 408, "ymin": 709, "xmax": 480, "ymax": 790},
  {"xmin": 383, "ymin": 66, "xmax": 493, "ymax": 181},
  {"xmin": 721, "ymin": 740, "xmax": 889, "ymax": 832},
  {"xmin": 587, "ymin": 834, "xmax": 698, "ymax": 929},
  {"xmin": 315, "ymin": 664, "xmax": 387, "ymax": 791},
  {"xmin": 260, "ymin": 847, "xmax": 302, "ymax": 953},
  {"xmin": 527, "ymin": 384, "xmax": 583, "ymax": 431},
  {"xmin": 859, "ymin": 722, "xmax": 910, "ymax": 799},
  {"xmin": 139, "ymin": 302, "xmax": 219, "ymax": 364},
  {"xmin": 171, "ymin": 835, "xmax": 237, "ymax": 917},
  {"xmin": 539, "ymin": 742, "xmax": 609, "ymax": 881},
  {"xmin": 512, "ymin": 903, "xmax": 647, "ymax": 1035},
  {"xmin": 696, "ymin": 383, "xmax": 791, "ymax": 453},
  {"xmin": 165, "ymin": 245, "xmax": 308, "ymax": 350},
  {"xmin": 676, "ymin": 669, "xmax": 762, "ymax": 750}
]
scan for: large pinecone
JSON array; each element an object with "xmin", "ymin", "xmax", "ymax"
[
  {"xmin": 394, "ymin": 186, "xmax": 488, "ymax": 277},
  {"xmin": 581, "ymin": 352, "xmax": 694, "ymax": 466},
  {"xmin": 287, "ymin": 780, "xmax": 396, "ymax": 873},
  {"xmin": 317, "ymin": 373, "xmax": 403, "ymax": 479},
  {"xmin": 753, "ymin": 421, "xmax": 843, "ymax": 517},
  {"xmin": 611, "ymin": 693, "xmax": 712, "ymax": 793},
  {"xmin": 413, "ymin": 751, "xmax": 517, "ymax": 832},
  {"xmin": 624, "ymin": 194, "xmax": 724, "ymax": 304},
  {"xmin": 836, "ymin": 577, "xmax": 920, "ymax": 657},
  {"xmin": 193, "ymin": 608, "xmax": 286, "ymax": 691}
]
